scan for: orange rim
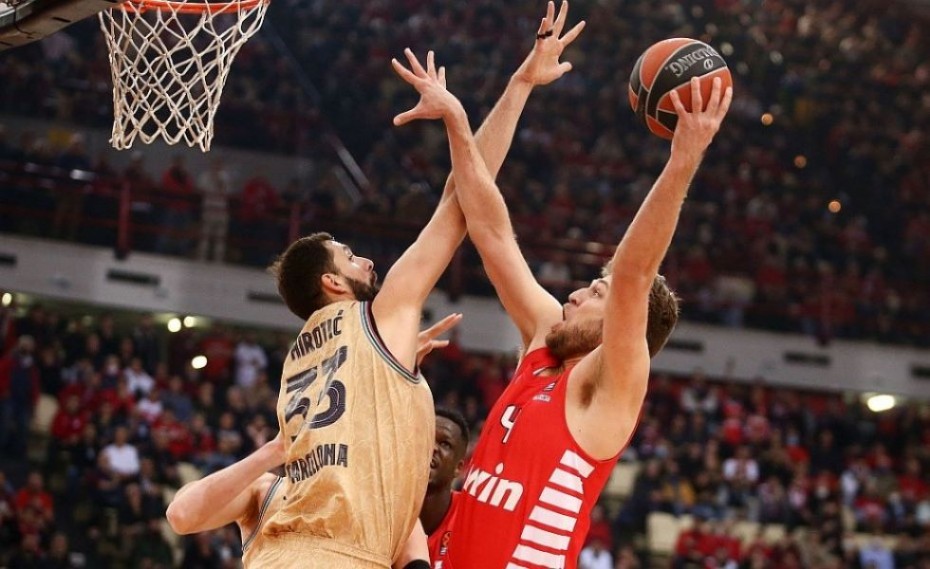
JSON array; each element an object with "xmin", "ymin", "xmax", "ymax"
[{"xmin": 118, "ymin": 0, "xmax": 268, "ymax": 14}]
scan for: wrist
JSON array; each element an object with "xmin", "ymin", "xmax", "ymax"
[
  {"xmin": 509, "ymin": 72, "xmax": 536, "ymax": 90},
  {"xmin": 668, "ymin": 146, "xmax": 704, "ymax": 170},
  {"xmin": 443, "ymin": 105, "xmax": 469, "ymax": 128}
]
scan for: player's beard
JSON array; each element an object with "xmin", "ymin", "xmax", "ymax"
[
  {"xmin": 545, "ymin": 319, "xmax": 603, "ymax": 362},
  {"xmin": 346, "ymin": 273, "xmax": 380, "ymax": 302}
]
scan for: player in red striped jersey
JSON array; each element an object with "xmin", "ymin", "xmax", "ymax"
[
  {"xmin": 398, "ymin": 3, "xmax": 733, "ymax": 566},
  {"xmin": 420, "ymin": 407, "xmax": 470, "ymax": 568}
]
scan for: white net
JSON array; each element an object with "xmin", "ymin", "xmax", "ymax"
[{"xmin": 98, "ymin": 0, "xmax": 269, "ymax": 151}]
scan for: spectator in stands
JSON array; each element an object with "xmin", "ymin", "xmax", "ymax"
[
  {"xmin": 233, "ymin": 331, "xmax": 267, "ymax": 391},
  {"xmin": 162, "ymin": 374, "xmax": 194, "ymax": 423},
  {"xmin": 197, "ymin": 157, "xmax": 232, "ymax": 263},
  {"xmin": 131, "ymin": 314, "xmax": 160, "ymax": 375},
  {"xmin": 129, "ymin": 519, "xmax": 175, "ymax": 567},
  {"xmin": 101, "ymin": 425, "xmax": 140, "ymax": 480},
  {"xmin": 237, "ymin": 170, "xmax": 282, "ymax": 265},
  {"xmin": 44, "ymin": 531, "xmax": 78, "ymax": 569},
  {"xmin": 198, "ymin": 325, "xmax": 234, "ymax": 384},
  {"xmin": 125, "ymin": 356, "xmax": 154, "ymax": 398},
  {"xmin": 858, "ymin": 537, "xmax": 895, "ymax": 569},
  {"xmin": 96, "ymin": 314, "xmax": 120, "ymax": 359},
  {"xmin": 0, "ymin": 335, "xmax": 40, "ymax": 458},
  {"xmin": 14, "ymin": 471, "xmax": 54, "ymax": 526},
  {"xmin": 680, "ymin": 373, "xmax": 719, "ymax": 416},
  {"xmin": 181, "ymin": 532, "xmax": 222, "ymax": 567},
  {"xmin": 578, "ymin": 536, "xmax": 613, "ymax": 569},
  {"xmin": 51, "ymin": 133, "xmax": 92, "ymax": 240},
  {"xmin": 50, "ymin": 393, "xmax": 88, "ymax": 449},
  {"xmin": 673, "ymin": 514, "xmax": 716, "ymax": 568},
  {"xmin": 137, "ymin": 388, "xmax": 164, "ymax": 424},
  {"xmin": 157, "ymin": 155, "xmax": 196, "ymax": 256}
]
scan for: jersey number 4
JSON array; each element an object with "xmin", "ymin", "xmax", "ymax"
[
  {"xmin": 501, "ymin": 404, "xmax": 520, "ymax": 444},
  {"xmin": 284, "ymin": 346, "xmax": 348, "ymax": 433}
]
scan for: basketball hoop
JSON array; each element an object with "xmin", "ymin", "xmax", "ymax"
[{"xmin": 98, "ymin": 0, "xmax": 269, "ymax": 151}]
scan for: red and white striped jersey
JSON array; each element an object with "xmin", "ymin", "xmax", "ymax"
[
  {"xmin": 445, "ymin": 348, "xmax": 621, "ymax": 569},
  {"xmin": 427, "ymin": 491, "xmax": 461, "ymax": 568}
]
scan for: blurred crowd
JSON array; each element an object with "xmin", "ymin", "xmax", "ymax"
[
  {"xmin": 2, "ymin": 0, "xmax": 930, "ymax": 347},
  {"xmin": 1, "ymin": 302, "xmax": 928, "ymax": 568},
  {"xmin": 618, "ymin": 374, "xmax": 930, "ymax": 568}
]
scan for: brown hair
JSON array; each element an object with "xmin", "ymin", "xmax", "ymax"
[
  {"xmin": 602, "ymin": 262, "xmax": 680, "ymax": 358},
  {"xmin": 646, "ymin": 275, "xmax": 680, "ymax": 357},
  {"xmin": 268, "ymin": 232, "xmax": 336, "ymax": 320}
]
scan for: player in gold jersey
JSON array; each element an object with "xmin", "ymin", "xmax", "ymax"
[
  {"xmin": 256, "ymin": 7, "xmax": 583, "ymax": 565},
  {"xmin": 165, "ymin": 316, "xmax": 463, "ymax": 568},
  {"xmin": 258, "ymin": 77, "xmax": 471, "ymax": 567}
]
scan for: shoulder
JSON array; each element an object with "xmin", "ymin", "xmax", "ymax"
[{"xmin": 515, "ymin": 346, "xmax": 559, "ymax": 377}]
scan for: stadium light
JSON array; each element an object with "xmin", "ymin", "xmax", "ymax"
[
  {"xmin": 191, "ymin": 355, "xmax": 208, "ymax": 370},
  {"xmin": 167, "ymin": 318, "xmax": 182, "ymax": 333},
  {"xmin": 866, "ymin": 394, "xmax": 896, "ymax": 413},
  {"xmin": 1, "ymin": 293, "xmax": 10, "ymax": 307},
  {"xmin": 183, "ymin": 316, "xmax": 196, "ymax": 328}
]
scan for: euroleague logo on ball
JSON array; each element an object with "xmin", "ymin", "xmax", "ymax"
[{"xmin": 665, "ymin": 45, "xmax": 723, "ymax": 78}]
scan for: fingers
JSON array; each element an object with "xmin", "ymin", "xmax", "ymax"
[
  {"xmin": 558, "ymin": 61, "xmax": 573, "ymax": 75},
  {"xmin": 404, "ymin": 47, "xmax": 427, "ymax": 77},
  {"xmin": 690, "ymin": 77, "xmax": 703, "ymax": 113},
  {"xmin": 669, "ymin": 89, "xmax": 688, "ymax": 118},
  {"xmin": 438, "ymin": 66, "xmax": 446, "ymax": 88},
  {"xmin": 718, "ymin": 86, "xmax": 734, "ymax": 120},
  {"xmin": 422, "ymin": 313, "xmax": 463, "ymax": 339},
  {"xmin": 393, "ymin": 107, "xmax": 419, "ymax": 126},
  {"xmin": 391, "ymin": 58, "xmax": 418, "ymax": 84},
  {"xmin": 553, "ymin": 0, "xmax": 568, "ymax": 36},
  {"xmin": 426, "ymin": 50, "xmax": 436, "ymax": 79},
  {"xmin": 430, "ymin": 340, "xmax": 450, "ymax": 349},
  {"xmin": 536, "ymin": 17, "xmax": 547, "ymax": 37},
  {"xmin": 705, "ymin": 77, "xmax": 722, "ymax": 116},
  {"xmin": 546, "ymin": 1, "xmax": 555, "ymax": 31},
  {"xmin": 560, "ymin": 20, "xmax": 585, "ymax": 47}
]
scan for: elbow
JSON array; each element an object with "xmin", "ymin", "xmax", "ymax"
[{"xmin": 165, "ymin": 502, "xmax": 195, "ymax": 535}]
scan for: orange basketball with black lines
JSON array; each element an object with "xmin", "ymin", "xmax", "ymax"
[{"xmin": 628, "ymin": 38, "xmax": 733, "ymax": 139}]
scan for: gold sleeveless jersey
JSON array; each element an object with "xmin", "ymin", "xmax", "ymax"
[
  {"xmin": 258, "ymin": 300, "xmax": 434, "ymax": 568},
  {"xmin": 241, "ymin": 475, "xmax": 283, "ymax": 568}
]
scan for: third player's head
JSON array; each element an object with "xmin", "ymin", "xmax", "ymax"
[
  {"xmin": 429, "ymin": 407, "xmax": 470, "ymax": 492},
  {"xmin": 545, "ymin": 269, "xmax": 679, "ymax": 362},
  {"xmin": 270, "ymin": 232, "xmax": 380, "ymax": 320}
]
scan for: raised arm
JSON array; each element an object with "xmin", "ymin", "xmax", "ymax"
[
  {"xmin": 165, "ymin": 435, "xmax": 284, "ymax": 535},
  {"xmin": 571, "ymin": 77, "xmax": 733, "ymax": 459},
  {"xmin": 452, "ymin": 1, "xmax": 585, "ymax": 347}
]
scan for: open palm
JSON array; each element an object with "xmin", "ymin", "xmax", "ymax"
[
  {"xmin": 514, "ymin": 0, "xmax": 586, "ymax": 86},
  {"xmin": 392, "ymin": 49, "xmax": 461, "ymax": 126}
]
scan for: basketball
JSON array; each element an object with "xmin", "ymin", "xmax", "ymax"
[{"xmin": 628, "ymin": 38, "xmax": 733, "ymax": 139}]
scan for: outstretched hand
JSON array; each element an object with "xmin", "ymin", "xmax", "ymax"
[
  {"xmin": 669, "ymin": 76, "xmax": 733, "ymax": 162},
  {"xmin": 514, "ymin": 0, "xmax": 586, "ymax": 86},
  {"xmin": 416, "ymin": 313, "xmax": 463, "ymax": 366},
  {"xmin": 392, "ymin": 49, "xmax": 462, "ymax": 126}
]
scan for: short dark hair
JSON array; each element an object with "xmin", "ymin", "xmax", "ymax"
[
  {"xmin": 435, "ymin": 406, "xmax": 470, "ymax": 455},
  {"xmin": 268, "ymin": 232, "xmax": 336, "ymax": 320},
  {"xmin": 601, "ymin": 264, "xmax": 680, "ymax": 358}
]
